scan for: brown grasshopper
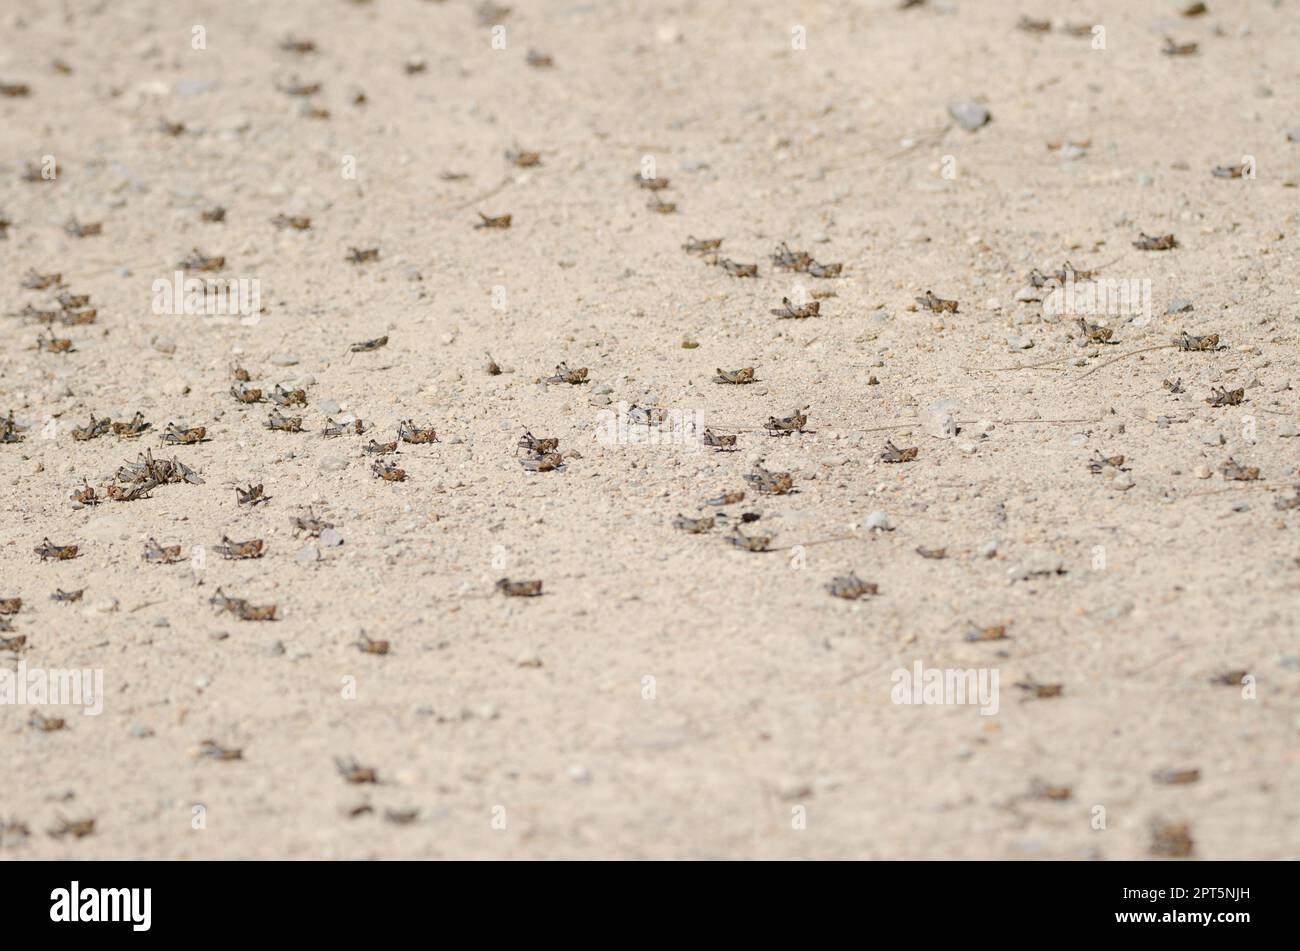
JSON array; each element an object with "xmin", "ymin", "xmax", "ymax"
[
  {"xmin": 161, "ymin": 422, "xmax": 206, "ymax": 445},
  {"xmin": 1161, "ymin": 37, "xmax": 1198, "ymax": 56},
  {"xmin": 520, "ymin": 452, "xmax": 564, "ymax": 472},
  {"xmin": 744, "ymin": 464, "xmax": 794, "ymax": 495},
  {"xmin": 64, "ymin": 219, "xmax": 102, "ymax": 238},
  {"xmin": 355, "ymin": 633, "xmax": 390, "ymax": 655},
  {"xmin": 1273, "ymin": 487, "xmax": 1300, "ymax": 512},
  {"xmin": 1015, "ymin": 678, "xmax": 1064, "ymax": 699},
  {"xmin": 70, "ymin": 480, "xmax": 101, "ymax": 505},
  {"xmin": 505, "ymin": 147, "xmax": 541, "ymax": 167},
  {"xmin": 36, "ymin": 330, "xmax": 75, "ymax": 353},
  {"xmin": 71, "ymin": 414, "xmax": 112, "ymax": 441},
  {"xmin": 1, "ymin": 410, "xmax": 27, "ymax": 444},
  {"xmin": 880, "ymin": 440, "xmax": 918, "ymax": 463},
  {"xmin": 1134, "ymin": 232, "xmax": 1178, "ymax": 250},
  {"xmin": 706, "ymin": 490, "xmax": 745, "ymax": 506},
  {"xmin": 1152, "ymin": 768, "xmax": 1201, "ymax": 786},
  {"xmin": 349, "ymin": 335, "xmax": 388, "ymax": 352},
  {"xmin": 808, "ymin": 262, "xmax": 843, "ymax": 278},
  {"xmin": 265, "ymin": 410, "xmax": 304, "ymax": 432},
  {"xmin": 178, "ymin": 248, "xmax": 224, "ymax": 271},
  {"xmin": 826, "ymin": 573, "xmax": 878, "ymax": 600},
  {"xmin": 232, "ymin": 383, "xmax": 265, "ymax": 403},
  {"xmin": 0, "ymin": 597, "xmax": 20, "ymax": 615},
  {"xmin": 279, "ymin": 35, "xmax": 317, "ymax": 53},
  {"xmin": 702, "ymin": 429, "xmax": 737, "ymax": 451},
  {"xmin": 1149, "ymin": 820, "xmax": 1194, "ymax": 857},
  {"xmin": 0, "ymin": 634, "xmax": 26, "ymax": 652},
  {"xmin": 1175, "ymin": 331, "xmax": 1218, "ymax": 351},
  {"xmin": 271, "ymin": 385, "xmax": 308, "ymax": 407},
  {"xmin": 714, "ymin": 367, "xmax": 755, "ymax": 384},
  {"xmin": 770, "ymin": 242, "xmax": 814, "ymax": 271},
  {"xmin": 143, "ymin": 538, "xmax": 184, "ymax": 564},
  {"xmin": 725, "ymin": 527, "xmax": 771, "ymax": 552},
  {"xmin": 1076, "ymin": 318, "xmax": 1114, "ymax": 343},
  {"xmin": 106, "ymin": 482, "xmax": 155, "ymax": 502},
  {"xmin": 200, "ymin": 206, "xmax": 227, "ymax": 223},
  {"xmin": 672, "ymin": 514, "xmax": 715, "ymax": 534},
  {"xmin": 717, "ymin": 258, "xmax": 758, "ymax": 278},
  {"xmin": 646, "ymin": 193, "xmax": 676, "ymax": 214},
  {"xmin": 1016, "ymin": 15, "xmax": 1051, "ymax": 33},
  {"xmin": 335, "ymin": 756, "xmax": 378, "ymax": 784},
  {"xmin": 965, "ymin": 623, "xmax": 1008, "ymax": 642},
  {"xmin": 51, "ymin": 588, "xmax": 84, "ymax": 603},
  {"xmin": 48, "ymin": 816, "xmax": 96, "ymax": 839},
  {"xmin": 372, "ymin": 460, "xmax": 407, "ymax": 481},
  {"xmin": 1206, "ymin": 386, "xmax": 1244, "ymax": 408},
  {"xmin": 399, "ymin": 420, "xmax": 439, "ymax": 444},
  {"xmin": 277, "ymin": 76, "xmax": 321, "ymax": 96},
  {"xmin": 1211, "ymin": 163, "xmax": 1248, "ymax": 180},
  {"xmin": 364, "ymin": 439, "xmax": 398, "ymax": 455},
  {"xmin": 346, "ymin": 247, "xmax": 379, "ymax": 263},
  {"xmin": 1087, "ymin": 450, "xmax": 1126, "ymax": 474},
  {"xmin": 518, "ymin": 430, "xmax": 558, "ymax": 453},
  {"xmin": 916, "ymin": 546, "xmax": 947, "ymax": 560},
  {"xmin": 683, "ymin": 236, "xmax": 722, "ymax": 254},
  {"xmin": 484, "ymin": 352, "xmax": 502, "ymax": 375},
  {"xmin": 496, "ymin": 578, "xmax": 543, "ymax": 597},
  {"xmin": 21, "ymin": 269, "xmax": 62, "ymax": 290},
  {"xmin": 236, "ymin": 483, "xmax": 271, "ymax": 506},
  {"xmin": 765, "ymin": 406, "xmax": 809, "ymax": 436},
  {"xmin": 209, "ymin": 587, "xmax": 277, "ymax": 621},
  {"xmin": 915, "ymin": 290, "xmax": 958, "ymax": 313},
  {"xmin": 158, "ymin": 118, "xmax": 186, "ymax": 137},
  {"xmin": 35, "ymin": 538, "xmax": 78, "ymax": 561},
  {"xmin": 112, "ymin": 412, "xmax": 150, "ymax": 438},
  {"xmin": 526, "ymin": 49, "xmax": 554, "ymax": 67},
  {"xmin": 215, "ymin": 536, "xmax": 265, "ymax": 560},
  {"xmin": 770, "ymin": 298, "xmax": 820, "ymax": 319},
  {"xmin": 198, "ymin": 740, "xmax": 244, "ymax": 761},
  {"xmin": 475, "ymin": 212, "xmax": 512, "ymax": 229},
  {"xmin": 545, "ymin": 362, "xmax": 588, "ymax": 384},
  {"xmin": 0, "ymin": 81, "xmax": 31, "ymax": 97},
  {"xmin": 1221, "ymin": 458, "xmax": 1260, "ymax": 481},
  {"xmin": 271, "ymin": 213, "xmax": 312, "ymax": 230},
  {"xmin": 292, "ymin": 507, "xmax": 333, "ymax": 536}
]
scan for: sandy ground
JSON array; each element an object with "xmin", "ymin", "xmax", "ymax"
[{"xmin": 2, "ymin": 0, "xmax": 1299, "ymax": 860}]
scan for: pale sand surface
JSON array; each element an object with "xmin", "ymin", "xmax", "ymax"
[{"xmin": 2, "ymin": 0, "xmax": 1299, "ymax": 858}]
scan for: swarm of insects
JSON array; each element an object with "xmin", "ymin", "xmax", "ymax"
[
  {"xmin": 771, "ymin": 298, "xmax": 820, "ymax": 319},
  {"xmin": 215, "ymin": 536, "xmax": 265, "ymax": 560},
  {"xmin": 672, "ymin": 514, "xmax": 715, "ymax": 534},
  {"xmin": 826, "ymin": 573, "xmax": 878, "ymax": 600},
  {"xmin": 236, "ymin": 483, "xmax": 270, "ymax": 506},
  {"xmin": 399, "ymin": 420, "xmax": 439, "ymax": 444},
  {"xmin": 475, "ymin": 212, "xmax": 512, "ymax": 229},
  {"xmin": 683, "ymin": 236, "xmax": 722, "ymax": 255},
  {"xmin": 346, "ymin": 247, "xmax": 379, "ymax": 264},
  {"xmin": 915, "ymin": 290, "xmax": 958, "ymax": 313},
  {"xmin": 703, "ymin": 429, "xmax": 737, "ymax": 451},
  {"xmin": 265, "ymin": 410, "xmax": 304, "ymax": 433},
  {"xmin": 1220, "ymin": 458, "xmax": 1260, "ymax": 482},
  {"xmin": 355, "ymin": 633, "xmax": 390, "ymax": 655},
  {"xmin": 1134, "ymin": 232, "xmax": 1178, "ymax": 251},
  {"xmin": 1174, "ymin": 331, "xmax": 1219, "ymax": 351},
  {"xmin": 372, "ymin": 460, "xmax": 407, "ymax": 481},
  {"xmin": 880, "ymin": 440, "xmax": 918, "ymax": 463},
  {"xmin": 496, "ymin": 578, "xmax": 543, "ymax": 597},
  {"xmin": 209, "ymin": 587, "xmax": 277, "ymax": 621},
  {"xmin": 271, "ymin": 213, "xmax": 312, "ymax": 230},
  {"xmin": 744, "ymin": 464, "xmax": 794, "ymax": 495},
  {"xmin": 35, "ymin": 538, "xmax": 78, "ymax": 561},
  {"xmin": 545, "ymin": 362, "xmax": 588, "ymax": 384},
  {"xmin": 765, "ymin": 406, "xmax": 809, "ymax": 436},
  {"xmin": 143, "ymin": 538, "xmax": 184, "ymax": 564},
  {"xmin": 349, "ymin": 335, "xmax": 388, "ymax": 352},
  {"xmin": 714, "ymin": 367, "xmax": 755, "ymax": 384},
  {"xmin": 1206, "ymin": 386, "xmax": 1244, "ymax": 408}
]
